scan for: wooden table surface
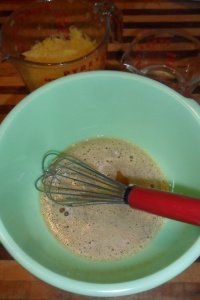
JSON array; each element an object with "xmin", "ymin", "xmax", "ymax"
[{"xmin": 0, "ymin": 1, "xmax": 200, "ymax": 299}]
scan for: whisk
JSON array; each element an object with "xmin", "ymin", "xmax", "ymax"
[{"xmin": 35, "ymin": 151, "xmax": 200, "ymax": 226}]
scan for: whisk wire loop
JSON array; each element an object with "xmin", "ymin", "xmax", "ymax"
[
  {"xmin": 36, "ymin": 152, "xmax": 127, "ymax": 206},
  {"xmin": 35, "ymin": 152, "xmax": 200, "ymax": 225}
]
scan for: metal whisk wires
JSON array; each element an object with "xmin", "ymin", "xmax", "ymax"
[{"xmin": 35, "ymin": 152, "xmax": 127, "ymax": 206}]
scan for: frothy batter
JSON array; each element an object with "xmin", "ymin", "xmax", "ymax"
[{"xmin": 40, "ymin": 137, "xmax": 168, "ymax": 260}]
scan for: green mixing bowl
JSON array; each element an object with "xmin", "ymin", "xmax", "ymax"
[{"xmin": 0, "ymin": 71, "xmax": 199, "ymax": 297}]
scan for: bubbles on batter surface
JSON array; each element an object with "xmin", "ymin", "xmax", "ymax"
[{"xmin": 40, "ymin": 137, "xmax": 168, "ymax": 261}]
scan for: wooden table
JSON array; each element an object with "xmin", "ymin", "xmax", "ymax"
[{"xmin": 0, "ymin": 1, "xmax": 200, "ymax": 299}]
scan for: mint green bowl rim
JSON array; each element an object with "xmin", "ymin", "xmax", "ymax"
[
  {"xmin": 0, "ymin": 71, "xmax": 200, "ymax": 297},
  {"xmin": 1, "ymin": 223, "xmax": 200, "ymax": 297}
]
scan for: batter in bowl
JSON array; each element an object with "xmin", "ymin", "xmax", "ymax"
[{"xmin": 40, "ymin": 137, "xmax": 169, "ymax": 261}]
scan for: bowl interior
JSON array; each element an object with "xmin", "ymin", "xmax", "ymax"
[{"xmin": 0, "ymin": 71, "xmax": 200, "ymax": 295}]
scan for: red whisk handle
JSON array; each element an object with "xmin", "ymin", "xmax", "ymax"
[{"xmin": 126, "ymin": 186, "xmax": 200, "ymax": 226}]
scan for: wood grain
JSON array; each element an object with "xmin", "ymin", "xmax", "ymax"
[
  {"xmin": 0, "ymin": 259, "xmax": 200, "ymax": 300},
  {"xmin": 0, "ymin": 1, "xmax": 200, "ymax": 299}
]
